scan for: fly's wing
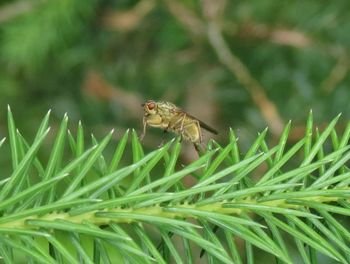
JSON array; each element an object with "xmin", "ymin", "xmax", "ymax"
[
  {"xmin": 175, "ymin": 109, "xmax": 218, "ymax": 135},
  {"xmin": 196, "ymin": 118, "xmax": 218, "ymax": 135}
]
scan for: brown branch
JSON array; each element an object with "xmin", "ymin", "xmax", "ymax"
[
  {"xmin": 237, "ymin": 22, "xmax": 312, "ymax": 48},
  {"xmin": 82, "ymin": 70, "xmax": 143, "ymax": 119},
  {"xmin": 206, "ymin": 21, "xmax": 284, "ymax": 136},
  {"xmin": 164, "ymin": 0, "xmax": 205, "ymax": 36},
  {"xmin": 228, "ymin": 21, "xmax": 350, "ymax": 95},
  {"xmin": 165, "ymin": 0, "xmax": 284, "ymax": 136},
  {"xmin": 321, "ymin": 49, "xmax": 349, "ymax": 93},
  {"xmin": 102, "ymin": 0, "xmax": 156, "ymax": 32}
]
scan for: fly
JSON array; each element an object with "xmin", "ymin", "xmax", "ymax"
[{"xmin": 140, "ymin": 100, "xmax": 218, "ymax": 150}]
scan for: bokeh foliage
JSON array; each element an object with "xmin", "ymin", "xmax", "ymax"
[
  {"xmin": 1, "ymin": 1, "xmax": 350, "ymax": 262},
  {"xmin": 1, "ymin": 0, "xmax": 349, "ymax": 136}
]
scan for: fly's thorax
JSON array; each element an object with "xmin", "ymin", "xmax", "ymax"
[{"xmin": 156, "ymin": 101, "xmax": 179, "ymax": 121}]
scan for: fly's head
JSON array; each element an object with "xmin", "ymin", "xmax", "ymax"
[{"xmin": 142, "ymin": 100, "xmax": 158, "ymax": 116}]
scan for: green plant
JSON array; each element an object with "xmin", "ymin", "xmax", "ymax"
[{"xmin": 0, "ymin": 107, "xmax": 349, "ymax": 264}]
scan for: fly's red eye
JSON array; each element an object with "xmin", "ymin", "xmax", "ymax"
[{"xmin": 147, "ymin": 102, "xmax": 155, "ymax": 110}]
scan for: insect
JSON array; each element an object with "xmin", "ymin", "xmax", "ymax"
[{"xmin": 139, "ymin": 100, "xmax": 218, "ymax": 150}]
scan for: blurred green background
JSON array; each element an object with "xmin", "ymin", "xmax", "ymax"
[
  {"xmin": 1, "ymin": 0, "xmax": 350, "ymax": 150},
  {"xmin": 0, "ymin": 1, "xmax": 349, "ymax": 263}
]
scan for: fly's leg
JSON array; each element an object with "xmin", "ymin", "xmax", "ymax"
[
  {"xmin": 167, "ymin": 115, "xmax": 184, "ymax": 141},
  {"xmin": 179, "ymin": 114, "xmax": 187, "ymax": 134},
  {"xmin": 173, "ymin": 114, "xmax": 187, "ymax": 142},
  {"xmin": 194, "ymin": 120, "xmax": 204, "ymax": 155},
  {"xmin": 193, "ymin": 142, "xmax": 203, "ymax": 154},
  {"xmin": 139, "ymin": 116, "xmax": 147, "ymax": 141},
  {"xmin": 196, "ymin": 120, "xmax": 203, "ymax": 143},
  {"xmin": 158, "ymin": 129, "xmax": 168, "ymax": 147},
  {"xmin": 169, "ymin": 114, "xmax": 187, "ymax": 133}
]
